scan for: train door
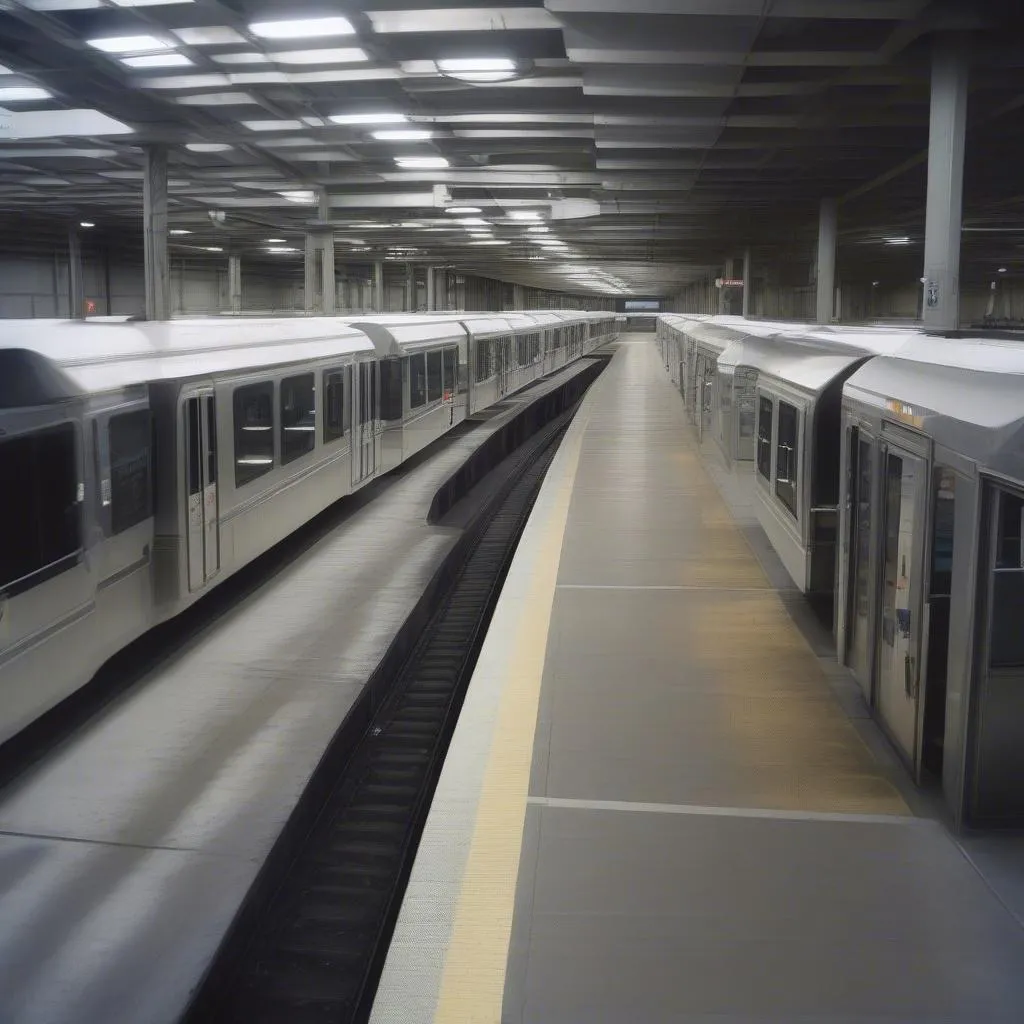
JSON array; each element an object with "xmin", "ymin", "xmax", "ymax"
[
  {"xmin": 875, "ymin": 443, "xmax": 928, "ymax": 768},
  {"xmin": 696, "ymin": 356, "xmax": 715, "ymax": 440},
  {"xmin": 183, "ymin": 390, "xmax": 219, "ymax": 592},
  {"xmin": 845, "ymin": 429, "xmax": 876, "ymax": 696},
  {"xmin": 352, "ymin": 361, "xmax": 377, "ymax": 486}
]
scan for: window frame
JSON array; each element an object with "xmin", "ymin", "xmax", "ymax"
[
  {"xmin": 107, "ymin": 408, "xmax": 153, "ymax": 535},
  {"xmin": 426, "ymin": 348, "xmax": 443, "ymax": 403},
  {"xmin": 322, "ymin": 366, "xmax": 348, "ymax": 444},
  {"xmin": 409, "ymin": 352, "xmax": 427, "ymax": 409},
  {"xmin": 0, "ymin": 421, "xmax": 83, "ymax": 596},
  {"xmin": 775, "ymin": 399, "xmax": 800, "ymax": 519},
  {"xmin": 233, "ymin": 380, "xmax": 275, "ymax": 488},
  {"xmin": 756, "ymin": 394, "xmax": 774, "ymax": 483},
  {"xmin": 279, "ymin": 372, "xmax": 316, "ymax": 466}
]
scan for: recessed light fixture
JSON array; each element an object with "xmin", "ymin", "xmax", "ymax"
[
  {"xmin": 329, "ymin": 111, "xmax": 407, "ymax": 125},
  {"xmin": 445, "ymin": 206, "xmax": 482, "ymax": 214},
  {"xmin": 185, "ymin": 142, "xmax": 233, "ymax": 153},
  {"xmin": 88, "ymin": 35, "xmax": 172, "ymax": 53},
  {"xmin": 79, "ymin": 221, "xmax": 95, "ymax": 228},
  {"xmin": 998, "ymin": 267, "xmax": 1008, "ymax": 273},
  {"xmin": 507, "ymin": 210, "xmax": 541, "ymax": 221},
  {"xmin": 269, "ymin": 47, "xmax": 367, "ymax": 64},
  {"xmin": 169, "ymin": 228, "xmax": 192, "ymax": 235},
  {"xmin": 0, "ymin": 86, "xmax": 52, "ymax": 101},
  {"xmin": 122, "ymin": 53, "xmax": 193, "ymax": 68},
  {"xmin": 372, "ymin": 128, "xmax": 433, "ymax": 141},
  {"xmin": 395, "ymin": 156, "xmax": 449, "ymax": 169},
  {"xmin": 266, "ymin": 237, "xmax": 286, "ymax": 243},
  {"xmin": 436, "ymin": 57, "xmax": 518, "ymax": 83},
  {"xmin": 250, "ymin": 16, "xmax": 354, "ymax": 39}
]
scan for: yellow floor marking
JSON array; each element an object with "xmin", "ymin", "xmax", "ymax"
[{"xmin": 431, "ymin": 393, "xmax": 592, "ymax": 1024}]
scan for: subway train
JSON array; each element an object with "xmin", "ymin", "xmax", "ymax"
[
  {"xmin": 657, "ymin": 313, "xmax": 1024, "ymax": 827},
  {"xmin": 0, "ymin": 310, "xmax": 621, "ymax": 747}
]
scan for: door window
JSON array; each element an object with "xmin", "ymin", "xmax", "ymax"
[
  {"xmin": 323, "ymin": 369, "xmax": 346, "ymax": 442},
  {"xmin": 108, "ymin": 410, "xmax": 152, "ymax": 534},
  {"xmin": 427, "ymin": 350, "xmax": 442, "ymax": 402},
  {"xmin": 756, "ymin": 396, "xmax": 773, "ymax": 480},
  {"xmin": 775, "ymin": 401, "xmax": 799, "ymax": 517},
  {"xmin": 990, "ymin": 490, "xmax": 1024, "ymax": 667}
]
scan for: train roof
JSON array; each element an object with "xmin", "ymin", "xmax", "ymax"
[
  {"xmin": 844, "ymin": 335, "xmax": 1024, "ymax": 478},
  {"xmin": 0, "ymin": 317, "xmax": 374, "ymax": 395},
  {"xmin": 344, "ymin": 317, "xmax": 468, "ymax": 356}
]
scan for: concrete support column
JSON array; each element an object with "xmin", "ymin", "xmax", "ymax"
[
  {"xmin": 404, "ymin": 262, "xmax": 415, "ymax": 311},
  {"xmin": 816, "ymin": 197, "xmax": 838, "ymax": 324},
  {"xmin": 742, "ymin": 248, "xmax": 752, "ymax": 318},
  {"xmin": 68, "ymin": 226, "xmax": 84, "ymax": 320},
  {"xmin": 373, "ymin": 261, "xmax": 384, "ymax": 311},
  {"xmin": 304, "ymin": 230, "xmax": 336, "ymax": 315},
  {"xmin": 228, "ymin": 253, "xmax": 242, "ymax": 313},
  {"xmin": 922, "ymin": 40, "xmax": 969, "ymax": 331},
  {"xmin": 513, "ymin": 283, "xmax": 525, "ymax": 310},
  {"xmin": 143, "ymin": 144, "xmax": 169, "ymax": 321},
  {"xmin": 425, "ymin": 265, "xmax": 436, "ymax": 311}
]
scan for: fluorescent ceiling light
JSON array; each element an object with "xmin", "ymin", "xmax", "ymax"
[
  {"xmin": 884, "ymin": 237, "xmax": 911, "ymax": 245},
  {"xmin": 186, "ymin": 142, "xmax": 233, "ymax": 152},
  {"xmin": 266, "ymin": 237, "xmax": 286, "ymax": 243},
  {"xmin": 998, "ymin": 267, "xmax": 1008, "ymax": 273},
  {"xmin": 527, "ymin": 225, "xmax": 550, "ymax": 233},
  {"xmin": 203, "ymin": 246, "xmax": 223, "ymax": 252},
  {"xmin": 372, "ymin": 128, "xmax": 432, "ymax": 141},
  {"xmin": 111, "ymin": 0, "xmax": 194, "ymax": 6},
  {"xmin": 399, "ymin": 221, "xmax": 426, "ymax": 228},
  {"xmin": 169, "ymin": 229, "xmax": 192, "ymax": 235},
  {"xmin": 469, "ymin": 239, "xmax": 510, "ymax": 245},
  {"xmin": 266, "ymin": 246, "xmax": 298, "ymax": 253},
  {"xmin": 173, "ymin": 27, "xmax": 246, "ymax": 45},
  {"xmin": 443, "ymin": 70, "xmax": 518, "ymax": 83},
  {"xmin": 270, "ymin": 47, "xmax": 367, "ymax": 64},
  {"xmin": 438, "ymin": 58, "xmax": 514, "ymax": 73},
  {"xmin": 330, "ymin": 112, "xmax": 407, "ymax": 125},
  {"xmin": 508, "ymin": 210, "xmax": 541, "ymax": 220},
  {"xmin": 79, "ymin": 221, "xmax": 94, "ymax": 228},
  {"xmin": 88, "ymin": 34, "xmax": 172, "ymax": 53},
  {"xmin": 122, "ymin": 53, "xmax": 193, "ymax": 68},
  {"xmin": 0, "ymin": 87, "xmax": 51, "ymax": 101},
  {"xmin": 212, "ymin": 52, "xmax": 269, "ymax": 65},
  {"xmin": 279, "ymin": 190, "xmax": 316, "ymax": 203},
  {"xmin": 177, "ymin": 92, "xmax": 257, "ymax": 106},
  {"xmin": 242, "ymin": 119, "xmax": 304, "ymax": 131},
  {"xmin": 445, "ymin": 206, "xmax": 481, "ymax": 214},
  {"xmin": 395, "ymin": 156, "xmax": 449, "ymax": 169},
  {"xmin": 249, "ymin": 16, "xmax": 354, "ymax": 40},
  {"xmin": 458, "ymin": 217, "xmax": 488, "ymax": 226}
]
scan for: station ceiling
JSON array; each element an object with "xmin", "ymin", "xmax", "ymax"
[{"xmin": 0, "ymin": 0, "xmax": 1019, "ymax": 297}]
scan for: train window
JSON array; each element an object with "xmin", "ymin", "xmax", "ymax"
[
  {"xmin": 0, "ymin": 423, "xmax": 80, "ymax": 592},
  {"xmin": 930, "ymin": 468, "xmax": 957, "ymax": 596},
  {"xmin": 108, "ymin": 410, "xmax": 152, "ymax": 534},
  {"xmin": 775, "ymin": 401, "xmax": 799, "ymax": 517},
  {"xmin": 281, "ymin": 374, "xmax": 316, "ymax": 465},
  {"xmin": 476, "ymin": 339, "xmax": 492, "ymax": 382},
  {"xmin": 990, "ymin": 489, "xmax": 1024, "ymax": 668},
  {"xmin": 427, "ymin": 349, "xmax": 442, "ymax": 402},
  {"xmin": 410, "ymin": 353, "xmax": 427, "ymax": 409},
  {"xmin": 379, "ymin": 359, "xmax": 403, "ymax": 421},
  {"xmin": 233, "ymin": 382, "xmax": 274, "ymax": 487},
  {"xmin": 756, "ymin": 396, "xmax": 773, "ymax": 480},
  {"xmin": 323, "ymin": 369, "xmax": 346, "ymax": 443},
  {"xmin": 443, "ymin": 346, "xmax": 458, "ymax": 395}
]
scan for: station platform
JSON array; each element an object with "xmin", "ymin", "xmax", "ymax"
[
  {"xmin": 0, "ymin": 362, "xmax": 595, "ymax": 1024},
  {"xmin": 372, "ymin": 335, "xmax": 1024, "ymax": 1024}
]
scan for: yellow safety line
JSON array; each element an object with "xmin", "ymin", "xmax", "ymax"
[{"xmin": 432, "ymin": 393, "xmax": 592, "ymax": 1024}]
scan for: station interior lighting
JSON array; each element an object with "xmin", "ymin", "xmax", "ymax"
[{"xmin": 248, "ymin": 17, "xmax": 355, "ymax": 40}]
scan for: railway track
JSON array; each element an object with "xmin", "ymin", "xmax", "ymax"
[{"xmin": 186, "ymin": 397, "xmax": 582, "ymax": 1024}]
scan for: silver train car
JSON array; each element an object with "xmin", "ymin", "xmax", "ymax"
[
  {"xmin": 0, "ymin": 310, "xmax": 618, "ymax": 746},
  {"xmin": 655, "ymin": 312, "xmax": 1024, "ymax": 828}
]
